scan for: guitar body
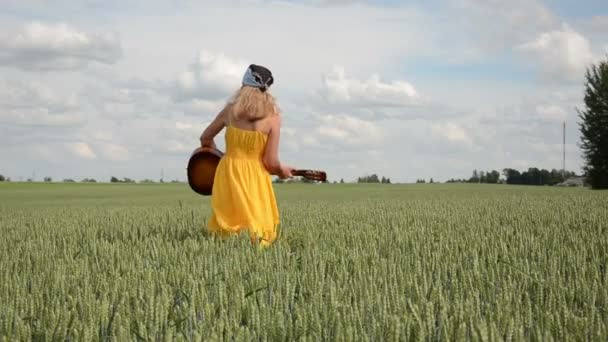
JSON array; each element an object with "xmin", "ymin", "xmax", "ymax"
[{"xmin": 187, "ymin": 147, "xmax": 224, "ymax": 196}]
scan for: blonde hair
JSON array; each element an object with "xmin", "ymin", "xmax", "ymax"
[{"xmin": 227, "ymin": 86, "xmax": 279, "ymax": 122}]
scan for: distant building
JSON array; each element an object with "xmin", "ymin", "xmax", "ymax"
[{"xmin": 557, "ymin": 176, "xmax": 586, "ymax": 187}]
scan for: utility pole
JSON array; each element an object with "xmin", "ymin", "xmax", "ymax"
[{"xmin": 562, "ymin": 121, "xmax": 566, "ymax": 178}]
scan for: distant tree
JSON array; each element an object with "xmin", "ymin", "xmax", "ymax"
[
  {"xmin": 140, "ymin": 179, "xmax": 156, "ymax": 184},
  {"xmin": 44, "ymin": 177, "xmax": 52, "ymax": 182},
  {"xmin": 430, "ymin": 178, "xmax": 434, "ymax": 184},
  {"xmin": 358, "ymin": 174, "xmax": 383, "ymax": 183},
  {"xmin": 0, "ymin": 175, "xmax": 4, "ymax": 182},
  {"xmin": 416, "ymin": 179, "xmax": 426, "ymax": 184},
  {"xmin": 548, "ymin": 169, "xmax": 568, "ymax": 185},
  {"xmin": 110, "ymin": 176, "xmax": 119, "ymax": 183},
  {"xmin": 503, "ymin": 168, "xmax": 520, "ymax": 184},
  {"xmin": 472, "ymin": 170, "xmax": 479, "ymax": 183},
  {"xmin": 82, "ymin": 178, "xmax": 97, "ymax": 183},
  {"xmin": 488, "ymin": 170, "xmax": 500, "ymax": 184},
  {"xmin": 578, "ymin": 56, "xmax": 608, "ymax": 189},
  {"xmin": 340, "ymin": 178, "xmax": 344, "ymax": 184},
  {"xmin": 27, "ymin": 178, "xmax": 33, "ymax": 182},
  {"xmin": 386, "ymin": 178, "xmax": 391, "ymax": 184},
  {"xmin": 63, "ymin": 179, "xmax": 75, "ymax": 183}
]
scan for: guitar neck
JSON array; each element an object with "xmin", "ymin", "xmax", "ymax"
[{"xmin": 292, "ymin": 169, "xmax": 327, "ymax": 182}]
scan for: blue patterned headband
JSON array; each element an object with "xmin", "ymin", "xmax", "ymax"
[{"xmin": 242, "ymin": 64, "xmax": 274, "ymax": 92}]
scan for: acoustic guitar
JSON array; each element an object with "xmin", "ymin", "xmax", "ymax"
[
  {"xmin": 187, "ymin": 147, "xmax": 224, "ymax": 196},
  {"xmin": 187, "ymin": 147, "xmax": 327, "ymax": 196}
]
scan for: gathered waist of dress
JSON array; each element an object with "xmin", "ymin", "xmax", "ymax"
[{"xmin": 223, "ymin": 151, "xmax": 264, "ymax": 160}]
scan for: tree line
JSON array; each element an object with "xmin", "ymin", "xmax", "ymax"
[
  {"xmin": 445, "ymin": 168, "xmax": 577, "ymax": 186},
  {"xmin": 357, "ymin": 174, "xmax": 391, "ymax": 183},
  {"xmin": 445, "ymin": 170, "xmax": 501, "ymax": 184},
  {"xmin": 0, "ymin": 175, "xmax": 182, "ymax": 184},
  {"xmin": 502, "ymin": 168, "xmax": 577, "ymax": 186},
  {"xmin": 0, "ymin": 168, "xmax": 584, "ymax": 187}
]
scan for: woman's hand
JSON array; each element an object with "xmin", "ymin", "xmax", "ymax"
[
  {"xmin": 200, "ymin": 136, "xmax": 216, "ymax": 149},
  {"xmin": 278, "ymin": 165, "xmax": 295, "ymax": 179}
]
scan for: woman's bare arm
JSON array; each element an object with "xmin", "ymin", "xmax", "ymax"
[
  {"xmin": 263, "ymin": 115, "xmax": 293, "ymax": 178},
  {"xmin": 200, "ymin": 107, "xmax": 228, "ymax": 148}
]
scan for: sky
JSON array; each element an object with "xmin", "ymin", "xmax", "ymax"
[{"xmin": 0, "ymin": 0, "xmax": 607, "ymax": 183}]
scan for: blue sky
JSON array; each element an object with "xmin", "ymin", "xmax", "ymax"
[
  {"xmin": 0, "ymin": 0, "xmax": 606, "ymax": 183},
  {"xmin": 546, "ymin": 0, "xmax": 608, "ymax": 18}
]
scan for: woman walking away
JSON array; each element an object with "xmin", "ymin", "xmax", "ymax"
[{"xmin": 199, "ymin": 64, "xmax": 294, "ymax": 247}]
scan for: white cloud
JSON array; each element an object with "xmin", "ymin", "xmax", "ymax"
[
  {"xmin": 452, "ymin": 0, "xmax": 556, "ymax": 52},
  {"xmin": 0, "ymin": 107, "xmax": 84, "ymax": 127},
  {"xmin": 67, "ymin": 142, "xmax": 96, "ymax": 159},
  {"xmin": 535, "ymin": 104, "xmax": 568, "ymax": 122},
  {"xmin": 589, "ymin": 16, "xmax": 608, "ymax": 33},
  {"xmin": 0, "ymin": 79, "xmax": 85, "ymax": 127},
  {"xmin": 311, "ymin": 66, "xmax": 468, "ymax": 122},
  {"xmin": 314, "ymin": 114, "xmax": 383, "ymax": 146},
  {"xmin": 301, "ymin": 135, "xmax": 320, "ymax": 147},
  {"xmin": 317, "ymin": 126, "xmax": 349, "ymax": 139},
  {"xmin": 165, "ymin": 140, "xmax": 191, "ymax": 153},
  {"xmin": 173, "ymin": 50, "xmax": 248, "ymax": 102},
  {"xmin": 516, "ymin": 24, "xmax": 595, "ymax": 81},
  {"xmin": 286, "ymin": 0, "xmax": 359, "ymax": 5},
  {"xmin": 279, "ymin": 126, "xmax": 300, "ymax": 152},
  {"xmin": 174, "ymin": 120, "xmax": 204, "ymax": 136},
  {"xmin": 481, "ymin": 99, "xmax": 571, "ymax": 129},
  {"xmin": 93, "ymin": 131, "xmax": 113, "ymax": 141},
  {"xmin": 0, "ymin": 22, "xmax": 122, "ymax": 71},
  {"xmin": 0, "ymin": 79, "xmax": 78, "ymax": 112},
  {"xmin": 98, "ymin": 143, "xmax": 129, "ymax": 161},
  {"xmin": 282, "ymin": 127, "xmax": 296, "ymax": 137},
  {"xmin": 431, "ymin": 122, "xmax": 473, "ymax": 148},
  {"xmin": 320, "ymin": 66, "xmax": 421, "ymax": 107},
  {"xmin": 177, "ymin": 98, "xmax": 225, "ymax": 117},
  {"xmin": 175, "ymin": 121, "xmax": 193, "ymax": 130},
  {"xmin": 25, "ymin": 144, "xmax": 56, "ymax": 162}
]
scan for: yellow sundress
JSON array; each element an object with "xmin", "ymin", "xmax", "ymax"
[{"xmin": 207, "ymin": 125, "xmax": 280, "ymax": 246}]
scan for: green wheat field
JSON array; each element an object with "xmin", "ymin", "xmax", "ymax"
[{"xmin": 0, "ymin": 182, "xmax": 607, "ymax": 341}]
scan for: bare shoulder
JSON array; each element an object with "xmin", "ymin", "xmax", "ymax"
[{"xmin": 220, "ymin": 104, "xmax": 233, "ymax": 124}]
